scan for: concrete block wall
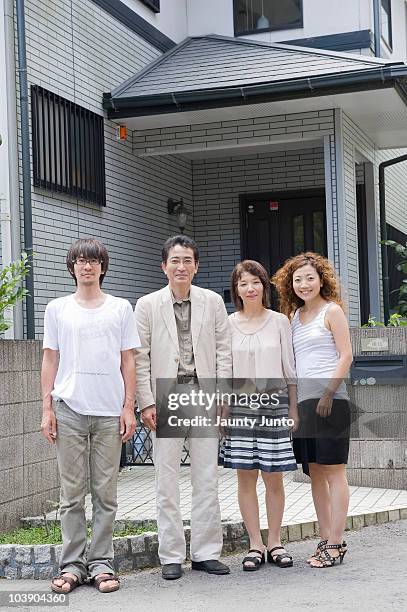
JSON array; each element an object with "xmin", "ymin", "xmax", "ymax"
[
  {"xmin": 346, "ymin": 326, "xmax": 407, "ymax": 489},
  {"xmin": 14, "ymin": 0, "xmax": 193, "ymax": 337},
  {"xmin": 0, "ymin": 340, "xmax": 59, "ymax": 531},
  {"xmin": 294, "ymin": 327, "xmax": 407, "ymax": 489}
]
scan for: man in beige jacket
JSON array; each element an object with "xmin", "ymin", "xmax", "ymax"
[{"xmin": 135, "ymin": 235, "xmax": 232, "ymax": 580}]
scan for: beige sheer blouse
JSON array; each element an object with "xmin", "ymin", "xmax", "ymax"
[{"xmin": 228, "ymin": 310, "xmax": 296, "ymax": 388}]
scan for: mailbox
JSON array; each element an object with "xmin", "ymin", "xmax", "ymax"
[{"xmin": 350, "ymin": 355, "xmax": 407, "ymax": 385}]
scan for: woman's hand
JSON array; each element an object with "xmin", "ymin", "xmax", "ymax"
[
  {"xmin": 288, "ymin": 406, "xmax": 300, "ymax": 432},
  {"xmin": 316, "ymin": 394, "xmax": 333, "ymax": 418}
]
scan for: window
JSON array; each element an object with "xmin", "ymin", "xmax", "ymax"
[
  {"xmin": 31, "ymin": 86, "xmax": 106, "ymax": 206},
  {"xmin": 234, "ymin": 0, "xmax": 303, "ymax": 36},
  {"xmin": 139, "ymin": 0, "xmax": 160, "ymax": 13},
  {"xmin": 381, "ymin": 0, "xmax": 393, "ymax": 49},
  {"xmin": 386, "ymin": 224, "xmax": 407, "ymax": 312}
]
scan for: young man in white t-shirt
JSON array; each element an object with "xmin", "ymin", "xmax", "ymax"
[{"xmin": 41, "ymin": 238, "xmax": 140, "ymax": 594}]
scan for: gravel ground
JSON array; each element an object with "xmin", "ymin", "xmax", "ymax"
[{"xmin": 0, "ymin": 520, "xmax": 406, "ymax": 612}]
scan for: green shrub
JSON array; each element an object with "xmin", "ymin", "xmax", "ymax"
[{"xmin": 0, "ymin": 252, "xmax": 30, "ymax": 333}]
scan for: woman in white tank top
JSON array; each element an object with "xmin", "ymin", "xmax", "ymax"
[{"xmin": 273, "ymin": 252, "xmax": 353, "ymax": 568}]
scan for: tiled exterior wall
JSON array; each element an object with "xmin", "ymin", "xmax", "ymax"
[
  {"xmin": 377, "ymin": 149, "xmax": 407, "ymax": 235},
  {"xmin": 13, "ymin": 0, "xmax": 193, "ymax": 337},
  {"xmin": 191, "ymin": 148, "xmax": 326, "ymax": 300},
  {"xmin": 134, "ymin": 110, "xmax": 334, "ymax": 156},
  {"xmin": 340, "ymin": 111, "xmax": 378, "ymax": 322},
  {"xmin": 339, "ymin": 112, "xmax": 407, "ymax": 321}
]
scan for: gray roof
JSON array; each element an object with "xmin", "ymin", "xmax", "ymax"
[{"xmin": 103, "ymin": 35, "xmax": 407, "ymax": 117}]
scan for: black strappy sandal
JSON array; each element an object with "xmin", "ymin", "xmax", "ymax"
[
  {"xmin": 242, "ymin": 549, "xmax": 265, "ymax": 572},
  {"xmin": 307, "ymin": 539, "xmax": 347, "ymax": 564},
  {"xmin": 310, "ymin": 543, "xmax": 347, "ymax": 568},
  {"xmin": 267, "ymin": 546, "xmax": 293, "ymax": 568}
]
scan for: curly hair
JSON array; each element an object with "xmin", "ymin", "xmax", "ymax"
[
  {"xmin": 231, "ymin": 260, "xmax": 271, "ymax": 311},
  {"xmin": 271, "ymin": 252, "xmax": 344, "ymax": 318}
]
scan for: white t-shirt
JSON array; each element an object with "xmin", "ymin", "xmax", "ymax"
[{"xmin": 43, "ymin": 294, "xmax": 140, "ymax": 416}]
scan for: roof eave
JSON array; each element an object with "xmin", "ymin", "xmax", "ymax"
[{"xmin": 103, "ymin": 66, "xmax": 407, "ymax": 119}]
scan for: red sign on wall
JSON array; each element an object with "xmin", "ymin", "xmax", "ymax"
[{"xmin": 269, "ymin": 201, "xmax": 279, "ymax": 211}]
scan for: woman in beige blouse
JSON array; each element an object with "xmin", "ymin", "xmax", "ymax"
[{"xmin": 220, "ymin": 260, "xmax": 298, "ymax": 571}]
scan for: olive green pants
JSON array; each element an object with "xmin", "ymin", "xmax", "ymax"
[{"xmin": 55, "ymin": 401, "xmax": 122, "ymax": 582}]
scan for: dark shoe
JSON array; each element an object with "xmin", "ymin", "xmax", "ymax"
[
  {"xmin": 191, "ymin": 560, "xmax": 230, "ymax": 575},
  {"xmin": 242, "ymin": 549, "xmax": 265, "ymax": 572},
  {"xmin": 162, "ymin": 563, "xmax": 183, "ymax": 580},
  {"xmin": 267, "ymin": 546, "xmax": 293, "ymax": 568},
  {"xmin": 307, "ymin": 539, "xmax": 346, "ymax": 564}
]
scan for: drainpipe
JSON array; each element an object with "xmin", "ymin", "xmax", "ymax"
[
  {"xmin": 378, "ymin": 153, "xmax": 407, "ymax": 324},
  {"xmin": 0, "ymin": 0, "xmax": 23, "ymax": 339},
  {"xmin": 15, "ymin": 0, "xmax": 35, "ymax": 338},
  {"xmin": 373, "ymin": 0, "xmax": 381, "ymax": 57}
]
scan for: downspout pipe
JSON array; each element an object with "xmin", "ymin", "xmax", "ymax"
[
  {"xmin": 378, "ymin": 153, "xmax": 407, "ymax": 324},
  {"xmin": 373, "ymin": 0, "xmax": 381, "ymax": 57},
  {"xmin": 15, "ymin": 0, "xmax": 35, "ymax": 338}
]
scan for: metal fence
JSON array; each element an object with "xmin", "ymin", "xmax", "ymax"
[{"xmin": 120, "ymin": 414, "xmax": 190, "ymax": 466}]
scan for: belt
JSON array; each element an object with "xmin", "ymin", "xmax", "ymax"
[{"xmin": 177, "ymin": 374, "xmax": 198, "ymax": 384}]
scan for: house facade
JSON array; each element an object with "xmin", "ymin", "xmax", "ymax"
[{"xmin": 1, "ymin": 0, "xmax": 407, "ymax": 339}]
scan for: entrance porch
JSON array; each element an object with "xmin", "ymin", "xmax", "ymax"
[{"xmin": 104, "ymin": 35, "xmax": 407, "ymax": 325}]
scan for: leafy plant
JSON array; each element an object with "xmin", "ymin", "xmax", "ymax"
[
  {"xmin": 382, "ymin": 239, "xmax": 407, "ymax": 316},
  {"xmin": 361, "ymin": 313, "xmax": 407, "ymax": 327},
  {"xmin": 362, "ymin": 315, "xmax": 385, "ymax": 328},
  {"xmin": 0, "ymin": 252, "xmax": 30, "ymax": 333},
  {"xmin": 387, "ymin": 313, "xmax": 407, "ymax": 327}
]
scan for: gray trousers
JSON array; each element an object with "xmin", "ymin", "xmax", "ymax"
[{"xmin": 55, "ymin": 402, "xmax": 122, "ymax": 582}]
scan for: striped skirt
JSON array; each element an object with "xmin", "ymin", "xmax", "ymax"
[{"xmin": 219, "ymin": 397, "xmax": 297, "ymax": 473}]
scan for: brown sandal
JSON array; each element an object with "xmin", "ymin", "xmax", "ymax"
[
  {"xmin": 51, "ymin": 573, "xmax": 80, "ymax": 593},
  {"xmin": 93, "ymin": 573, "xmax": 120, "ymax": 593}
]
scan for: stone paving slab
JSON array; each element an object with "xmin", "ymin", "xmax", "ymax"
[{"xmin": 83, "ymin": 466, "xmax": 407, "ymax": 529}]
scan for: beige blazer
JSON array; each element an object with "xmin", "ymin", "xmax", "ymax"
[{"xmin": 134, "ymin": 284, "xmax": 232, "ymax": 410}]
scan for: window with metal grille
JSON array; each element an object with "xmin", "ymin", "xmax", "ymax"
[
  {"xmin": 31, "ymin": 85, "xmax": 106, "ymax": 206},
  {"xmin": 139, "ymin": 0, "xmax": 160, "ymax": 12},
  {"xmin": 234, "ymin": 0, "xmax": 303, "ymax": 36}
]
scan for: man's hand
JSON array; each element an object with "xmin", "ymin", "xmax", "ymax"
[
  {"xmin": 141, "ymin": 405, "xmax": 157, "ymax": 431},
  {"xmin": 316, "ymin": 394, "xmax": 333, "ymax": 418},
  {"xmin": 41, "ymin": 410, "xmax": 57, "ymax": 444},
  {"xmin": 120, "ymin": 405, "xmax": 137, "ymax": 442}
]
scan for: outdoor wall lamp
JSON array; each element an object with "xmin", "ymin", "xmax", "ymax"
[{"xmin": 167, "ymin": 198, "xmax": 189, "ymax": 233}]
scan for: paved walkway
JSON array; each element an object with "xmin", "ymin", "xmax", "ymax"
[
  {"xmin": 85, "ymin": 466, "xmax": 407, "ymax": 528},
  {"xmin": 3, "ymin": 521, "xmax": 407, "ymax": 611}
]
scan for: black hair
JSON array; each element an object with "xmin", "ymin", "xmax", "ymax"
[
  {"xmin": 161, "ymin": 235, "xmax": 199, "ymax": 263},
  {"xmin": 231, "ymin": 260, "xmax": 271, "ymax": 311},
  {"xmin": 66, "ymin": 237, "xmax": 109, "ymax": 286}
]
